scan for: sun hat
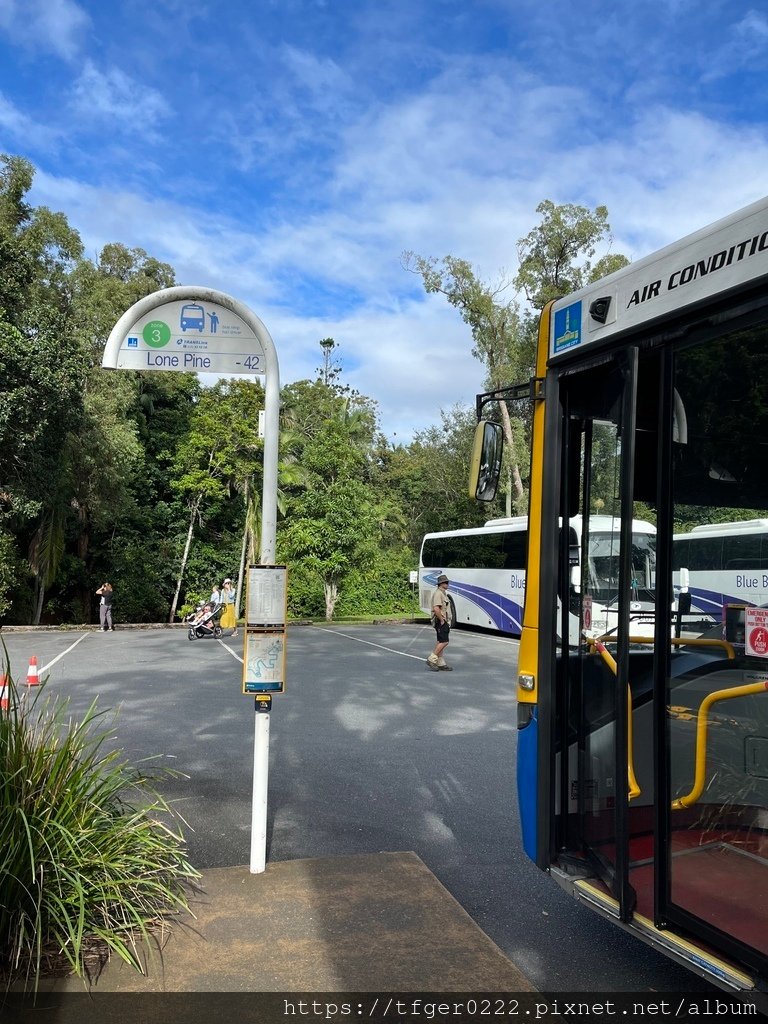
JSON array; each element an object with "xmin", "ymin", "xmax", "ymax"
[
  {"xmin": 437, "ymin": 574, "xmax": 449, "ymax": 584},
  {"xmin": 224, "ymin": 578, "xmax": 232, "ymax": 583}
]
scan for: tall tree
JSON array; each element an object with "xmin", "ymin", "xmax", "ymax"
[
  {"xmin": 402, "ymin": 252, "xmax": 534, "ymax": 512},
  {"xmin": 168, "ymin": 378, "xmax": 264, "ymax": 622},
  {"xmin": 403, "ymin": 201, "xmax": 630, "ymax": 514},
  {"xmin": 514, "ymin": 200, "xmax": 630, "ymax": 309},
  {"xmin": 0, "ymin": 156, "xmax": 87, "ymax": 621}
]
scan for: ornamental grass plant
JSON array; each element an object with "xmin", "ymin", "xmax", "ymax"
[{"xmin": 0, "ymin": 666, "xmax": 200, "ymax": 991}]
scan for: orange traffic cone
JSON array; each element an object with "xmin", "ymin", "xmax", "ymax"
[
  {"xmin": 26, "ymin": 656, "xmax": 40, "ymax": 687},
  {"xmin": 0, "ymin": 674, "xmax": 8, "ymax": 711}
]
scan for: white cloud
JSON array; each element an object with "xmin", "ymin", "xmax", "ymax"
[
  {"xmin": 281, "ymin": 44, "xmax": 350, "ymax": 100},
  {"xmin": 0, "ymin": 0, "xmax": 89, "ymax": 61},
  {"xmin": 71, "ymin": 60, "xmax": 171, "ymax": 129},
  {"xmin": 23, "ymin": 41, "xmax": 768, "ymax": 444},
  {"xmin": 0, "ymin": 90, "xmax": 59, "ymax": 148}
]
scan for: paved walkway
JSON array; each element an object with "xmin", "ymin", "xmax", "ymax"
[{"xmin": 23, "ymin": 852, "xmax": 534, "ymax": 996}]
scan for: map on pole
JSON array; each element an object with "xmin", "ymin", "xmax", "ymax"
[{"xmin": 244, "ymin": 633, "xmax": 286, "ymax": 693}]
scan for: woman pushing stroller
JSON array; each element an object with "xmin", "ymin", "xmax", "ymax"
[{"xmin": 219, "ymin": 578, "xmax": 238, "ymax": 636}]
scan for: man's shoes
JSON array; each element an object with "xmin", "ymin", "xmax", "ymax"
[
  {"xmin": 438, "ymin": 664, "xmax": 453, "ymax": 671},
  {"xmin": 426, "ymin": 656, "xmax": 440, "ymax": 671}
]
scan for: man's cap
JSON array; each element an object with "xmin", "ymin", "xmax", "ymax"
[{"xmin": 437, "ymin": 574, "xmax": 449, "ymax": 584}]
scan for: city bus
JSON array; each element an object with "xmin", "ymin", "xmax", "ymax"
[
  {"xmin": 471, "ymin": 197, "xmax": 768, "ymax": 999},
  {"xmin": 419, "ymin": 515, "xmax": 657, "ymax": 638}
]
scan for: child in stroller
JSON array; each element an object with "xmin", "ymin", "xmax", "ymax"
[{"xmin": 187, "ymin": 601, "xmax": 223, "ymax": 640}]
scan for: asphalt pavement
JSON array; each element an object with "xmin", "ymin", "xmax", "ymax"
[{"xmin": 0, "ymin": 621, "xmax": 722, "ymax": 1000}]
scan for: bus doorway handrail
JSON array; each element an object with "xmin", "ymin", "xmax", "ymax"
[
  {"xmin": 624, "ymin": 636, "xmax": 737, "ymax": 660},
  {"xmin": 586, "ymin": 638, "xmax": 641, "ymax": 800},
  {"xmin": 671, "ymin": 680, "xmax": 768, "ymax": 810}
]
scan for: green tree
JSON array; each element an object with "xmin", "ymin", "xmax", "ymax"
[
  {"xmin": 514, "ymin": 200, "xmax": 630, "ymax": 310},
  {"xmin": 404, "ymin": 201, "xmax": 630, "ymax": 515},
  {"xmin": 402, "ymin": 252, "xmax": 534, "ymax": 512},
  {"xmin": 277, "ymin": 378, "xmax": 392, "ymax": 619},
  {"xmin": 168, "ymin": 378, "xmax": 264, "ymax": 621},
  {"xmin": 0, "ymin": 154, "xmax": 83, "ymax": 332}
]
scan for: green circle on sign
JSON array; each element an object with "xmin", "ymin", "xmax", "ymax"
[{"xmin": 143, "ymin": 320, "xmax": 171, "ymax": 348}]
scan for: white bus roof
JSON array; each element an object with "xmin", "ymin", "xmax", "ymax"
[
  {"xmin": 549, "ymin": 195, "xmax": 768, "ymax": 360},
  {"xmin": 423, "ymin": 516, "xmax": 656, "ymax": 542},
  {"xmin": 675, "ymin": 519, "xmax": 768, "ymax": 538}
]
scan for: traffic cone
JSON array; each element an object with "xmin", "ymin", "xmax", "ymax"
[
  {"xmin": 0, "ymin": 675, "xmax": 8, "ymax": 711},
  {"xmin": 26, "ymin": 656, "xmax": 40, "ymax": 687}
]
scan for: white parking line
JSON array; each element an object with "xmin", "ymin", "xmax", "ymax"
[
  {"xmin": 318, "ymin": 624, "xmax": 519, "ymax": 660},
  {"xmin": 218, "ymin": 638, "xmax": 244, "ymax": 663},
  {"xmin": 41, "ymin": 632, "xmax": 90, "ymax": 675}
]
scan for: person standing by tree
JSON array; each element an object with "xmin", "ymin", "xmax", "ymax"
[
  {"xmin": 96, "ymin": 582, "xmax": 114, "ymax": 632},
  {"xmin": 427, "ymin": 574, "xmax": 452, "ymax": 671},
  {"xmin": 220, "ymin": 578, "xmax": 237, "ymax": 637}
]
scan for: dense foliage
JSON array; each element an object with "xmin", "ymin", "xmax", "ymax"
[
  {"xmin": 0, "ymin": 152, "xmax": 627, "ymax": 624},
  {"xmin": 0, "ymin": 673, "xmax": 198, "ymax": 986}
]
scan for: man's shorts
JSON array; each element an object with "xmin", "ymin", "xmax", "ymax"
[{"xmin": 434, "ymin": 621, "xmax": 450, "ymax": 643}]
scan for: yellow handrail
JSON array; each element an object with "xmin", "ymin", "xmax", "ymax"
[
  {"xmin": 671, "ymin": 680, "xmax": 768, "ymax": 809},
  {"xmin": 621, "ymin": 636, "xmax": 736, "ymax": 660},
  {"xmin": 587, "ymin": 639, "xmax": 641, "ymax": 800},
  {"xmin": 586, "ymin": 637, "xmax": 766, "ymax": 810}
]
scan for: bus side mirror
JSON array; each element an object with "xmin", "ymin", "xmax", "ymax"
[
  {"xmin": 678, "ymin": 591, "xmax": 692, "ymax": 615},
  {"xmin": 468, "ymin": 420, "xmax": 503, "ymax": 502}
]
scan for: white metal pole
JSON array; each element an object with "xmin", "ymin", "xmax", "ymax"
[
  {"xmin": 249, "ymin": 709, "xmax": 270, "ymax": 872},
  {"xmin": 259, "ymin": 365, "xmax": 280, "ymax": 564},
  {"xmin": 251, "ymin": 316, "xmax": 279, "ymax": 873}
]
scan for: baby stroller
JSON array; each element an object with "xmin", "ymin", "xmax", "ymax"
[
  {"xmin": 183, "ymin": 602, "xmax": 205, "ymax": 624},
  {"xmin": 187, "ymin": 602, "xmax": 223, "ymax": 640}
]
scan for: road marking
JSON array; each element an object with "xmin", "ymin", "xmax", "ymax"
[
  {"xmin": 319, "ymin": 626, "xmax": 437, "ymax": 661},
  {"xmin": 219, "ymin": 638, "xmax": 243, "ymax": 663},
  {"xmin": 41, "ymin": 632, "xmax": 91, "ymax": 674},
  {"xmin": 315, "ymin": 622, "xmax": 520, "ymax": 655}
]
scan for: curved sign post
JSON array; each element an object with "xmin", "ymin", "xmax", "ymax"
[{"xmin": 103, "ymin": 285, "xmax": 280, "ymax": 873}]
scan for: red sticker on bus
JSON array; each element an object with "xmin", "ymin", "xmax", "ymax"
[{"xmin": 748, "ymin": 626, "xmax": 768, "ymax": 656}]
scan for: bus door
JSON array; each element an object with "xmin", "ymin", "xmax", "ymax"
[
  {"xmin": 556, "ymin": 351, "xmax": 640, "ymax": 920},
  {"xmin": 659, "ymin": 323, "xmax": 768, "ymax": 972}
]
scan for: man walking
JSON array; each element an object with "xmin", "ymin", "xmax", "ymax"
[{"xmin": 427, "ymin": 574, "xmax": 453, "ymax": 671}]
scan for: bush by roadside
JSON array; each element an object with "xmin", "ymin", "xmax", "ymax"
[{"xmin": 0, "ymin": 667, "xmax": 199, "ymax": 991}]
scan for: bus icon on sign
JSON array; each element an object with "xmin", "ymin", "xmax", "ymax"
[{"xmin": 180, "ymin": 303, "xmax": 205, "ymax": 332}]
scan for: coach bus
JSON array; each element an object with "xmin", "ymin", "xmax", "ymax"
[
  {"xmin": 673, "ymin": 520, "xmax": 768, "ymax": 630},
  {"xmin": 419, "ymin": 515, "xmax": 656, "ymax": 639},
  {"xmin": 471, "ymin": 197, "xmax": 768, "ymax": 998}
]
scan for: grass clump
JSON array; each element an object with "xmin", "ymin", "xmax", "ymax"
[{"xmin": 0, "ymin": 668, "xmax": 199, "ymax": 990}]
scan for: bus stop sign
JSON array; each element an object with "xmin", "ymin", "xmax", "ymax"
[{"xmin": 110, "ymin": 296, "xmax": 267, "ymax": 375}]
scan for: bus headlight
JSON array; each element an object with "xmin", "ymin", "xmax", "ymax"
[{"xmin": 518, "ymin": 672, "xmax": 535, "ymax": 691}]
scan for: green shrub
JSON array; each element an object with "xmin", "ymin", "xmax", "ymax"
[{"xmin": 0, "ymin": 669, "xmax": 199, "ymax": 990}]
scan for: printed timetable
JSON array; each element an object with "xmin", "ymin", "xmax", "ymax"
[{"xmin": 246, "ymin": 565, "xmax": 287, "ymax": 626}]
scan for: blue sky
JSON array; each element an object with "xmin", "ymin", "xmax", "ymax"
[{"xmin": 1, "ymin": 0, "xmax": 767, "ymax": 442}]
